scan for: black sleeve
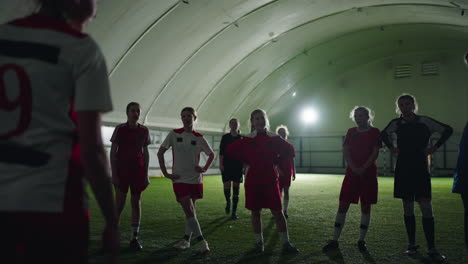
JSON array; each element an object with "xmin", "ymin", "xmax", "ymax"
[
  {"xmin": 219, "ymin": 134, "xmax": 227, "ymax": 156},
  {"xmin": 460, "ymin": 123, "xmax": 468, "ymax": 175},
  {"xmin": 420, "ymin": 116, "xmax": 453, "ymax": 148},
  {"xmin": 381, "ymin": 118, "xmax": 399, "ymax": 149}
]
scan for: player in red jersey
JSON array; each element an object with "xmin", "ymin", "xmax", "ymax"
[
  {"xmin": 110, "ymin": 102, "xmax": 150, "ymax": 250},
  {"xmin": 157, "ymin": 107, "xmax": 215, "ymax": 254},
  {"xmin": 323, "ymin": 106, "xmax": 381, "ymax": 253},
  {"xmin": 275, "ymin": 125, "xmax": 296, "ymax": 219},
  {"xmin": 226, "ymin": 109, "xmax": 299, "ymax": 253},
  {"xmin": 0, "ymin": 1, "xmax": 119, "ymax": 263}
]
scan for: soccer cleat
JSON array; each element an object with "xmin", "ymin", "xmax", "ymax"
[
  {"xmin": 322, "ymin": 240, "xmax": 339, "ymax": 252},
  {"xmin": 282, "ymin": 241, "xmax": 299, "ymax": 253},
  {"xmin": 357, "ymin": 240, "xmax": 368, "ymax": 252},
  {"xmin": 129, "ymin": 238, "xmax": 143, "ymax": 251},
  {"xmin": 195, "ymin": 240, "xmax": 210, "ymax": 254},
  {"xmin": 173, "ymin": 239, "xmax": 190, "ymax": 250},
  {"xmin": 403, "ymin": 244, "xmax": 419, "ymax": 255},
  {"xmin": 428, "ymin": 248, "xmax": 447, "ymax": 263},
  {"xmin": 255, "ymin": 242, "xmax": 265, "ymax": 253},
  {"xmin": 231, "ymin": 213, "xmax": 239, "ymax": 220}
]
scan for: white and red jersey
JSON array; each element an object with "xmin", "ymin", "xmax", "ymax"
[
  {"xmin": 0, "ymin": 14, "xmax": 112, "ymax": 212},
  {"xmin": 161, "ymin": 128, "xmax": 214, "ymax": 184}
]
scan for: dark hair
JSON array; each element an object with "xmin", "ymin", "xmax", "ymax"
[
  {"xmin": 275, "ymin": 125, "xmax": 289, "ymax": 137},
  {"xmin": 395, "ymin": 93, "xmax": 418, "ymax": 114},
  {"xmin": 181, "ymin": 107, "xmax": 197, "ymax": 119},
  {"xmin": 229, "ymin": 118, "xmax": 241, "ymax": 133},
  {"xmin": 36, "ymin": 0, "xmax": 96, "ymax": 23},
  {"xmin": 126, "ymin": 102, "xmax": 140, "ymax": 113}
]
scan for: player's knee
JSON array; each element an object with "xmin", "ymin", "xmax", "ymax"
[
  {"xmin": 270, "ymin": 209, "xmax": 283, "ymax": 219},
  {"xmin": 233, "ymin": 186, "xmax": 240, "ymax": 196},
  {"xmin": 251, "ymin": 210, "xmax": 261, "ymax": 217},
  {"xmin": 403, "ymin": 200, "xmax": 415, "ymax": 216},
  {"xmin": 419, "ymin": 201, "xmax": 434, "ymax": 218},
  {"xmin": 338, "ymin": 203, "xmax": 350, "ymax": 213},
  {"xmin": 361, "ymin": 205, "xmax": 371, "ymax": 214}
]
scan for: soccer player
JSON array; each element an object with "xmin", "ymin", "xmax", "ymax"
[
  {"xmin": 157, "ymin": 107, "xmax": 215, "ymax": 254},
  {"xmin": 452, "ymin": 122, "xmax": 468, "ymax": 248},
  {"xmin": 452, "ymin": 53, "xmax": 468, "ymax": 249},
  {"xmin": 275, "ymin": 125, "xmax": 296, "ymax": 219},
  {"xmin": 219, "ymin": 118, "xmax": 244, "ymax": 219},
  {"xmin": 322, "ymin": 106, "xmax": 381, "ymax": 253},
  {"xmin": 226, "ymin": 109, "xmax": 299, "ymax": 253},
  {"xmin": 0, "ymin": 1, "xmax": 119, "ymax": 263},
  {"xmin": 381, "ymin": 94, "xmax": 453, "ymax": 262},
  {"xmin": 110, "ymin": 102, "xmax": 150, "ymax": 250}
]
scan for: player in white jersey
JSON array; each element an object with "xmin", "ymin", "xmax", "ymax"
[
  {"xmin": 157, "ymin": 107, "xmax": 215, "ymax": 254},
  {"xmin": 0, "ymin": 1, "xmax": 119, "ymax": 263}
]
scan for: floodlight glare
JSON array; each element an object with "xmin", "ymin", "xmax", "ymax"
[{"xmin": 301, "ymin": 107, "xmax": 318, "ymax": 124}]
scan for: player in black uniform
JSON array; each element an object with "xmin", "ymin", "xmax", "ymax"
[
  {"xmin": 219, "ymin": 118, "xmax": 244, "ymax": 219},
  {"xmin": 381, "ymin": 94, "xmax": 452, "ymax": 263},
  {"xmin": 452, "ymin": 52, "xmax": 468, "ymax": 249}
]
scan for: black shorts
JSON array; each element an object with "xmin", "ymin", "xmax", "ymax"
[
  {"xmin": 222, "ymin": 171, "xmax": 243, "ymax": 183},
  {"xmin": 394, "ymin": 153, "xmax": 432, "ymax": 200}
]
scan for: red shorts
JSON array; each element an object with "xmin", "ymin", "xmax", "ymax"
[
  {"xmin": 339, "ymin": 167, "xmax": 378, "ymax": 205},
  {"xmin": 173, "ymin": 183, "xmax": 203, "ymax": 201},
  {"xmin": 115, "ymin": 166, "xmax": 148, "ymax": 194},
  {"xmin": 279, "ymin": 175, "xmax": 292, "ymax": 188},
  {"xmin": 0, "ymin": 210, "xmax": 89, "ymax": 264},
  {"xmin": 245, "ymin": 184, "xmax": 282, "ymax": 211}
]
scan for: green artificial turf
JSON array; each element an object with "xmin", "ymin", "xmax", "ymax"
[{"xmin": 88, "ymin": 174, "xmax": 468, "ymax": 264}]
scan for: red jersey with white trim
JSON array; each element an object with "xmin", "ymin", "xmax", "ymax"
[
  {"xmin": 343, "ymin": 127, "xmax": 381, "ymax": 167},
  {"xmin": 0, "ymin": 15, "xmax": 113, "ymax": 212},
  {"xmin": 161, "ymin": 128, "xmax": 214, "ymax": 184},
  {"xmin": 225, "ymin": 130, "xmax": 295, "ymax": 185},
  {"xmin": 110, "ymin": 123, "xmax": 149, "ymax": 170}
]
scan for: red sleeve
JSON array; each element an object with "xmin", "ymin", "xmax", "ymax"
[
  {"xmin": 278, "ymin": 138, "xmax": 295, "ymax": 160},
  {"xmin": 110, "ymin": 126, "xmax": 119, "ymax": 143},
  {"xmin": 343, "ymin": 128, "xmax": 353, "ymax": 147},
  {"xmin": 144, "ymin": 128, "xmax": 150, "ymax": 146},
  {"xmin": 225, "ymin": 138, "xmax": 245, "ymax": 162},
  {"xmin": 373, "ymin": 128, "xmax": 382, "ymax": 148}
]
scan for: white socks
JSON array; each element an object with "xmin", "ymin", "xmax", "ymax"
[
  {"xmin": 333, "ymin": 213, "xmax": 346, "ymax": 241},
  {"xmin": 131, "ymin": 222, "xmax": 140, "ymax": 240},
  {"xmin": 255, "ymin": 233, "xmax": 264, "ymax": 244},
  {"xmin": 359, "ymin": 213, "xmax": 371, "ymax": 241},
  {"xmin": 283, "ymin": 199, "xmax": 290, "ymax": 213},
  {"xmin": 187, "ymin": 217, "xmax": 203, "ymax": 238}
]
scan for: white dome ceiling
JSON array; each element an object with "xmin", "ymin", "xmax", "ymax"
[{"xmin": 2, "ymin": 0, "xmax": 468, "ymax": 133}]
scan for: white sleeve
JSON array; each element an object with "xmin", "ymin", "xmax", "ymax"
[
  {"xmin": 161, "ymin": 131, "xmax": 174, "ymax": 150},
  {"xmin": 199, "ymin": 136, "xmax": 214, "ymax": 155},
  {"xmin": 73, "ymin": 37, "xmax": 112, "ymax": 113}
]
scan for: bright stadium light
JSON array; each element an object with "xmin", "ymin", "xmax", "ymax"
[{"xmin": 301, "ymin": 107, "xmax": 319, "ymax": 124}]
